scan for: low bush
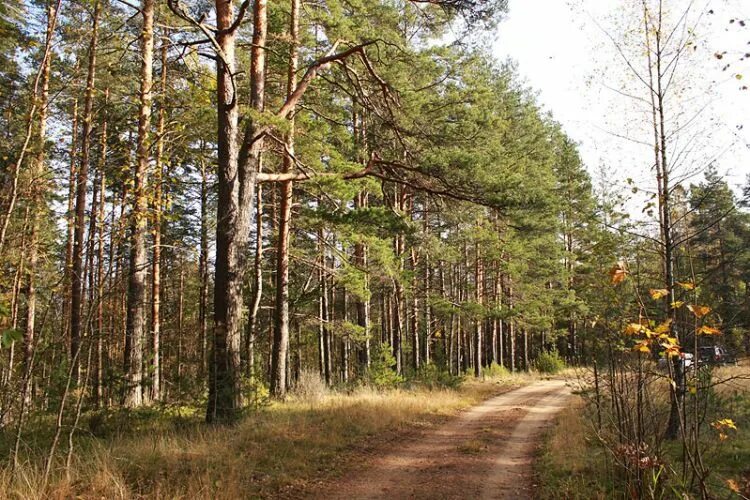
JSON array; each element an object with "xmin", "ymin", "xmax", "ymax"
[
  {"xmin": 290, "ymin": 369, "xmax": 328, "ymax": 404},
  {"xmin": 535, "ymin": 350, "xmax": 566, "ymax": 374},
  {"xmin": 413, "ymin": 363, "xmax": 463, "ymax": 389},
  {"xmin": 367, "ymin": 343, "xmax": 404, "ymax": 389},
  {"xmin": 482, "ymin": 362, "xmax": 510, "ymax": 379}
]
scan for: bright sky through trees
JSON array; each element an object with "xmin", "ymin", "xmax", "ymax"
[{"xmin": 494, "ymin": 0, "xmax": 750, "ymax": 198}]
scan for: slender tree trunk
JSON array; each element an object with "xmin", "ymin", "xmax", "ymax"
[
  {"xmin": 124, "ymin": 0, "xmax": 155, "ymax": 408},
  {"xmin": 354, "ymin": 190, "xmax": 371, "ymax": 369},
  {"xmin": 410, "ymin": 246, "xmax": 420, "ymax": 372},
  {"xmin": 149, "ymin": 39, "xmax": 168, "ymax": 403},
  {"xmin": 23, "ymin": 0, "xmax": 57, "ymax": 404},
  {"xmin": 318, "ymin": 228, "xmax": 332, "ymax": 384},
  {"xmin": 271, "ymin": 0, "xmax": 299, "ymax": 398},
  {"xmin": 199, "ymin": 157, "xmax": 209, "ymax": 375},
  {"xmin": 93, "ymin": 89, "xmax": 108, "ymax": 408},
  {"xmin": 474, "ymin": 243, "xmax": 483, "ymax": 377},
  {"xmin": 63, "ymin": 97, "xmax": 79, "ymax": 343},
  {"xmin": 508, "ymin": 280, "xmax": 515, "ymax": 372},
  {"xmin": 71, "ymin": 0, "xmax": 100, "ymax": 385},
  {"xmin": 245, "ymin": 184, "xmax": 263, "ymax": 378}
]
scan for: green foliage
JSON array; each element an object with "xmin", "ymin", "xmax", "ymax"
[
  {"xmin": 534, "ymin": 350, "xmax": 566, "ymax": 374},
  {"xmin": 242, "ymin": 376, "xmax": 271, "ymax": 411},
  {"xmin": 367, "ymin": 343, "xmax": 403, "ymax": 389},
  {"xmin": 0, "ymin": 328, "xmax": 21, "ymax": 348},
  {"xmin": 482, "ymin": 362, "xmax": 510, "ymax": 378},
  {"xmin": 413, "ymin": 363, "xmax": 463, "ymax": 389}
]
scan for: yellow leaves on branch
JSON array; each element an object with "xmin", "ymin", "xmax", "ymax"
[
  {"xmin": 711, "ymin": 418, "xmax": 738, "ymax": 441},
  {"xmin": 625, "ymin": 323, "xmax": 645, "ymax": 335},
  {"xmin": 610, "ymin": 262, "xmax": 627, "ymax": 285},
  {"xmin": 654, "ymin": 319, "xmax": 672, "ymax": 334},
  {"xmin": 687, "ymin": 304, "xmax": 711, "ymax": 318},
  {"xmin": 697, "ymin": 325, "xmax": 721, "ymax": 336},
  {"xmin": 671, "ymin": 300, "xmax": 685, "ymax": 309},
  {"xmin": 677, "ymin": 281, "xmax": 696, "ymax": 291},
  {"xmin": 633, "ymin": 340, "xmax": 651, "ymax": 353},
  {"xmin": 649, "ymin": 288, "xmax": 669, "ymax": 300},
  {"xmin": 660, "ymin": 336, "xmax": 681, "ymax": 357}
]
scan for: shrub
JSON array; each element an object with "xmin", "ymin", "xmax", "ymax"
[
  {"xmin": 241, "ymin": 376, "xmax": 271, "ymax": 410},
  {"xmin": 482, "ymin": 362, "xmax": 510, "ymax": 379},
  {"xmin": 368, "ymin": 343, "xmax": 404, "ymax": 389},
  {"xmin": 535, "ymin": 350, "xmax": 566, "ymax": 374},
  {"xmin": 414, "ymin": 363, "xmax": 462, "ymax": 389},
  {"xmin": 290, "ymin": 369, "xmax": 328, "ymax": 404}
]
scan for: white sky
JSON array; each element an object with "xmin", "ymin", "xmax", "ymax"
[{"xmin": 492, "ymin": 0, "xmax": 750, "ymax": 205}]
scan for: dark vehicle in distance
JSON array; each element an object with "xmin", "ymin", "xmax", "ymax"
[{"xmin": 697, "ymin": 345, "xmax": 737, "ymax": 366}]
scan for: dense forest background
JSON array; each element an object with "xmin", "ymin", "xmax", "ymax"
[{"xmin": 0, "ymin": 0, "xmax": 749, "ymax": 446}]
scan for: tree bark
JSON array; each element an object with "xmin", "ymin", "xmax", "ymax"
[
  {"xmin": 270, "ymin": 0, "xmax": 300, "ymax": 398},
  {"xmin": 150, "ymin": 38, "xmax": 168, "ymax": 403},
  {"xmin": 71, "ymin": 0, "xmax": 100, "ymax": 385},
  {"xmin": 474, "ymin": 242, "xmax": 483, "ymax": 377},
  {"xmin": 124, "ymin": 0, "xmax": 155, "ymax": 408},
  {"xmin": 93, "ymin": 89, "xmax": 108, "ymax": 408},
  {"xmin": 23, "ymin": 0, "xmax": 57, "ymax": 404}
]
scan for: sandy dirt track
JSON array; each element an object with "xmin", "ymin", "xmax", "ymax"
[{"xmin": 308, "ymin": 379, "xmax": 572, "ymax": 500}]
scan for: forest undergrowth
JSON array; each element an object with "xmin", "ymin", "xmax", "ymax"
[
  {"xmin": 536, "ymin": 363, "xmax": 750, "ymax": 499},
  {"xmin": 0, "ymin": 370, "xmax": 537, "ymax": 499}
]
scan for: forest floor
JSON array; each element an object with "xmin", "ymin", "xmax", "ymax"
[
  {"xmin": 302, "ymin": 379, "xmax": 572, "ymax": 500},
  {"xmin": 4, "ymin": 372, "xmax": 555, "ymax": 498}
]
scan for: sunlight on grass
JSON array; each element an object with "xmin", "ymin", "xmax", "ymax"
[{"xmin": 0, "ymin": 372, "xmax": 535, "ymax": 499}]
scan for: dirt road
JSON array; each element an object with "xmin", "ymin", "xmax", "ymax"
[{"xmin": 310, "ymin": 379, "xmax": 571, "ymax": 500}]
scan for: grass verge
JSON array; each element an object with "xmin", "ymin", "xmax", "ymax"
[
  {"xmin": 1, "ymin": 371, "xmax": 534, "ymax": 499},
  {"xmin": 535, "ymin": 363, "xmax": 750, "ymax": 499}
]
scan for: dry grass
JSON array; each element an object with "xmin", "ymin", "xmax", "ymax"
[
  {"xmin": 535, "ymin": 397, "xmax": 614, "ymax": 499},
  {"xmin": 536, "ymin": 360, "xmax": 750, "ymax": 499},
  {"xmin": 0, "ymin": 372, "xmax": 534, "ymax": 499}
]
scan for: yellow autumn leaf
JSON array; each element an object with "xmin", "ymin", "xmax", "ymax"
[
  {"xmin": 727, "ymin": 479, "xmax": 741, "ymax": 493},
  {"xmin": 716, "ymin": 418, "xmax": 737, "ymax": 430},
  {"xmin": 677, "ymin": 281, "xmax": 695, "ymax": 290},
  {"xmin": 687, "ymin": 304, "xmax": 711, "ymax": 318},
  {"xmin": 625, "ymin": 323, "xmax": 643, "ymax": 335},
  {"xmin": 646, "ymin": 329, "xmax": 660, "ymax": 339},
  {"xmin": 661, "ymin": 343, "xmax": 681, "ymax": 356},
  {"xmin": 633, "ymin": 341, "xmax": 651, "ymax": 353},
  {"xmin": 649, "ymin": 288, "xmax": 669, "ymax": 300},
  {"xmin": 654, "ymin": 319, "xmax": 672, "ymax": 334},
  {"xmin": 610, "ymin": 262, "xmax": 627, "ymax": 285},
  {"xmin": 697, "ymin": 325, "xmax": 721, "ymax": 336},
  {"xmin": 671, "ymin": 301, "xmax": 685, "ymax": 309}
]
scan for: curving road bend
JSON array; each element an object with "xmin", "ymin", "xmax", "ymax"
[{"xmin": 311, "ymin": 379, "xmax": 572, "ymax": 500}]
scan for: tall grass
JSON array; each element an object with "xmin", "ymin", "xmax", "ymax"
[{"xmin": 0, "ymin": 371, "xmax": 533, "ymax": 498}]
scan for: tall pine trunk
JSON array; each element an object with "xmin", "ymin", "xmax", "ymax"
[
  {"xmin": 150, "ymin": 39, "xmax": 168, "ymax": 402},
  {"xmin": 71, "ymin": 0, "xmax": 100, "ymax": 385},
  {"xmin": 270, "ymin": 0, "xmax": 299, "ymax": 398},
  {"xmin": 125, "ymin": 0, "xmax": 154, "ymax": 408}
]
